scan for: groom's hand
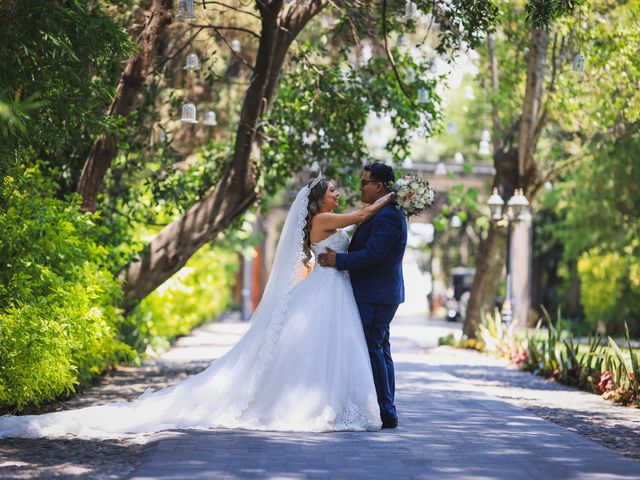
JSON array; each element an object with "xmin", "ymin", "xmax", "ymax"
[{"xmin": 317, "ymin": 248, "xmax": 337, "ymax": 268}]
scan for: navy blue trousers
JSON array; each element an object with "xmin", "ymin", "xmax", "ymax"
[{"xmin": 357, "ymin": 303, "xmax": 399, "ymax": 422}]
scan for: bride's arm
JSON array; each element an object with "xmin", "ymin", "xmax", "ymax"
[{"xmin": 312, "ymin": 193, "xmax": 395, "ymax": 231}]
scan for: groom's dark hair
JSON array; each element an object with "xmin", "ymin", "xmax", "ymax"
[{"xmin": 364, "ymin": 162, "xmax": 395, "ymax": 189}]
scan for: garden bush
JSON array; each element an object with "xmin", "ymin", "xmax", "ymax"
[
  {"xmin": 0, "ymin": 166, "xmax": 134, "ymax": 413},
  {"xmin": 577, "ymin": 249, "xmax": 640, "ymax": 334},
  {"xmin": 0, "ymin": 166, "xmax": 240, "ymax": 412},
  {"xmin": 477, "ymin": 311, "xmax": 640, "ymax": 407},
  {"xmin": 127, "ymin": 245, "xmax": 239, "ymax": 352}
]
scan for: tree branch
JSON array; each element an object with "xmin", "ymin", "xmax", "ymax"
[
  {"xmin": 202, "ymin": 0, "xmax": 261, "ymax": 20},
  {"xmin": 382, "ymin": 0, "xmax": 411, "ymax": 102},
  {"xmin": 194, "ymin": 23, "xmax": 261, "ymax": 39},
  {"xmin": 487, "ymin": 32, "xmax": 500, "ymax": 151}
]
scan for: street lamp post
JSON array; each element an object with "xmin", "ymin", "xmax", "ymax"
[{"xmin": 487, "ymin": 187, "xmax": 530, "ymax": 326}]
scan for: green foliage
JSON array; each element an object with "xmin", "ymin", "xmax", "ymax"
[
  {"xmin": 479, "ymin": 311, "xmax": 640, "ymax": 406},
  {"xmin": 577, "ymin": 250, "xmax": 640, "ymax": 334},
  {"xmin": 525, "ymin": 0, "xmax": 580, "ymax": 28},
  {"xmin": 127, "ymin": 245, "xmax": 239, "ymax": 352},
  {"xmin": 263, "ymin": 42, "xmax": 442, "ymax": 202},
  {"xmin": 0, "ymin": 0, "xmax": 134, "ymax": 189},
  {"xmin": 0, "ymin": 164, "xmax": 135, "ymax": 412}
]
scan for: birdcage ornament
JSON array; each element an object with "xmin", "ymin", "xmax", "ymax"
[
  {"xmin": 417, "ymin": 87, "xmax": 429, "ymax": 104},
  {"xmin": 404, "ymin": 1, "xmax": 419, "ymax": 20},
  {"xmin": 464, "ymin": 86, "xmax": 475, "ymax": 100},
  {"xmin": 231, "ymin": 39, "xmax": 242, "ymax": 53},
  {"xmin": 184, "ymin": 53, "xmax": 201, "ymax": 71},
  {"xmin": 404, "ymin": 67, "xmax": 416, "ymax": 84},
  {"xmin": 396, "ymin": 34, "xmax": 410, "ymax": 49},
  {"xmin": 180, "ymin": 102, "xmax": 198, "ymax": 124},
  {"xmin": 478, "ymin": 140, "xmax": 490, "ymax": 156},
  {"xmin": 203, "ymin": 111, "xmax": 218, "ymax": 126},
  {"xmin": 572, "ymin": 53, "xmax": 585, "ymax": 73},
  {"xmin": 454, "ymin": 152, "xmax": 464, "ymax": 163},
  {"xmin": 176, "ymin": 0, "xmax": 196, "ymax": 19}
]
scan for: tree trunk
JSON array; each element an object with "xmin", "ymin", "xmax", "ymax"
[
  {"xmin": 76, "ymin": 0, "xmax": 173, "ymax": 212},
  {"xmin": 463, "ymin": 28, "xmax": 550, "ymax": 338},
  {"xmin": 463, "ymin": 221, "xmax": 508, "ymax": 338},
  {"xmin": 120, "ymin": 1, "xmax": 328, "ymax": 307}
]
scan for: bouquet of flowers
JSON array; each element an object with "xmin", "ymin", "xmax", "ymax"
[{"xmin": 388, "ymin": 174, "xmax": 435, "ymax": 216}]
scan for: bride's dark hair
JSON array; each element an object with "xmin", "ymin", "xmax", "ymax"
[{"xmin": 302, "ymin": 179, "xmax": 329, "ymax": 269}]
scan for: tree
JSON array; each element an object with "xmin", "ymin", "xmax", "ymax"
[
  {"xmin": 76, "ymin": 0, "xmax": 174, "ymax": 212},
  {"xmin": 117, "ymin": 0, "xmax": 500, "ymax": 306},
  {"xmin": 463, "ymin": 0, "xmax": 640, "ymax": 337}
]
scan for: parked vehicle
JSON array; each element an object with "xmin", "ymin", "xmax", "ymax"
[{"xmin": 446, "ymin": 267, "xmax": 475, "ymax": 322}]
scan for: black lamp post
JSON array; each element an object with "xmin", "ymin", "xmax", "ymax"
[{"xmin": 488, "ymin": 188, "xmax": 530, "ymax": 325}]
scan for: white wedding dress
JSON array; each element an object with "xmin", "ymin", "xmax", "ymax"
[{"xmin": 0, "ymin": 186, "xmax": 381, "ymax": 438}]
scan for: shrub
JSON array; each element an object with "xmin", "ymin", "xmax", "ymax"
[
  {"xmin": 479, "ymin": 311, "xmax": 640, "ymax": 407},
  {"xmin": 0, "ymin": 166, "xmax": 134, "ymax": 412},
  {"xmin": 126, "ymin": 244, "xmax": 239, "ymax": 352},
  {"xmin": 577, "ymin": 249, "xmax": 640, "ymax": 334}
]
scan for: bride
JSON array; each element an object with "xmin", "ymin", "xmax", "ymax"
[{"xmin": 0, "ymin": 176, "xmax": 394, "ymax": 438}]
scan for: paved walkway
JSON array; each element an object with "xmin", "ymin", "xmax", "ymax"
[{"xmin": 129, "ymin": 316, "xmax": 640, "ymax": 480}]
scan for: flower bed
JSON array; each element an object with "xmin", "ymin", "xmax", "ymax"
[{"xmin": 473, "ymin": 312, "xmax": 640, "ymax": 407}]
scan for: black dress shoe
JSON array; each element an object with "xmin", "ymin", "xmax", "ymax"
[{"xmin": 381, "ymin": 418, "xmax": 398, "ymax": 429}]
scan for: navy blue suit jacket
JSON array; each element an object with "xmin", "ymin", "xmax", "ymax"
[{"xmin": 335, "ymin": 204, "xmax": 407, "ymax": 305}]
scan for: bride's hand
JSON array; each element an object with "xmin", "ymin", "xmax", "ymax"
[{"xmin": 376, "ymin": 192, "xmax": 396, "ymax": 204}]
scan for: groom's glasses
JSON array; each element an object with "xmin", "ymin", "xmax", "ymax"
[{"xmin": 360, "ymin": 179, "xmax": 381, "ymax": 186}]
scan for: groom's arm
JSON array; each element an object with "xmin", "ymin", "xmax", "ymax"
[{"xmin": 335, "ymin": 209, "xmax": 401, "ymax": 271}]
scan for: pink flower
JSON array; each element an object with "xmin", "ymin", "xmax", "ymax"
[{"xmin": 595, "ymin": 371, "xmax": 614, "ymax": 392}]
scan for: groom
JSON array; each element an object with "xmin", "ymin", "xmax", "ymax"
[{"xmin": 318, "ymin": 163, "xmax": 407, "ymax": 429}]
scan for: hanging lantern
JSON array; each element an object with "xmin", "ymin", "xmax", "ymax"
[
  {"xmin": 417, "ymin": 87, "xmax": 429, "ymax": 104},
  {"xmin": 487, "ymin": 188, "xmax": 505, "ymax": 220},
  {"xmin": 184, "ymin": 53, "xmax": 201, "ymax": 71},
  {"xmin": 454, "ymin": 152, "xmax": 464, "ymax": 163},
  {"xmin": 396, "ymin": 34, "xmax": 410, "ymax": 49},
  {"xmin": 572, "ymin": 53, "xmax": 585, "ymax": 73},
  {"xmin": 478, "ymin": 140, "xmax": 490, "ymax": 156},
  {"xmin": 176, "ymin": 0, "xmax": 196, "ymax": 19},
  {"xmin": 359, "ymin": 44, "xmax": 373, "ymax": 65},
  {"xmin": 203, "ymin": 111, "xmax": 218, "ymax": 126},
  {"xmin": 404, "ymin": 1, "xmax": 419, "ymax": 20},
  {"xmin": 435, "ymin": 162, "xmax": 447, "ymax": 176},
  {"xmin": 464, "ymin": 86, "xmax": 475, "ymax": 100},
  {"xmin": 481, "ymin": 130, "xmax": 491, "ymax": 142},
  {"xmin": 231, "ymin": 39, "xmax": 242, "ymax": 53},
  {"xmin": 180, "ymin": 102, "xmax": 198, "ymax": 124},
  {"xmin": 404, "ymin": 67, "xmax": 416, "ymax": 84}
]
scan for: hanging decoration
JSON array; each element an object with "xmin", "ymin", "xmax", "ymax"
[
  {"xmin": 404, "ymin": 1, "xmax": 419, "ymax": 21},
  {"xmin": 404, "ymin": 67, "xmax": 416, "ymax": 84},
  {"xmin": 572, "ymin": 53, "xmax": 585, "ymax": 73},
  {"xmin": 417, "ymin": 87, "xmax": 429, "ymax": 104},
  {"xmin": 572, "ymin": 6, "xmax": 586, "ymax": 74},
  {"xmin": 203, "ymin": 111, "xmax": 218, "ymax": 126},
  {"xmin": 184, "ymin": 53, "xmax": 201, "ymax": 71},
  {"xmin": 464, "ymin": 86, "xmax": 475, "ymax": 100},
  {"xmin": 478, "ymin": 140, "xmax": 490, "ymax": 156},
  {"xmin": 176, "ymin": 0, "xmax": 196, "ymax": 19},
  {"xmin": 180, "ymin": 102, "xmax": 198, "ymax": 124},
  {"xmin": 396, "ymin": 34, "xmax": 410, "ymax": 49},
  {"xmin": 231, "ymin": 39, "xmax": 242, "ymax": 53}
]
